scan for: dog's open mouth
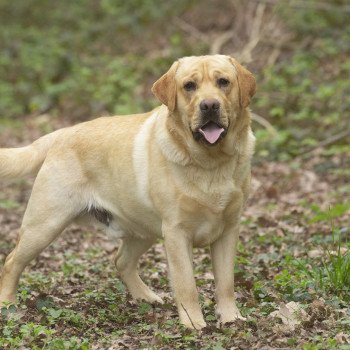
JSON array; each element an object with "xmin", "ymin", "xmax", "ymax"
[{"xmin": 198, "ymin": 121, "xmax": 225, "ymax": 144}]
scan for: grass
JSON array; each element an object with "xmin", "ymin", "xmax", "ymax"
[
  {"xmin": 4, "ymin": 217, "xmax": 350, "ymax": 350},
  {"xmin": 321, "ymin": 249, "xmax": 350, "ymax": 296},
  {"xmin": 1, "ymin": 219, "xmax": 349, "ymax": 349},
  {"xmin": 0, "ymin": 1, "xmax": 349, "ymax": 347},
  {"xmin": 298, "ymin": 227, "xmax": 350, "ymax": 301},
  {"xmin": 0, "ymin": 142, "xmax": 349, "ymax": 348}
]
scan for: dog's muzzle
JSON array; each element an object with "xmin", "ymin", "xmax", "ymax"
[{"xmin": 193, "ymin": 98, "xmax": 227, "ymax": 145}]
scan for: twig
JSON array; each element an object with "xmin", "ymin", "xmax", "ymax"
[
  {"xmin": 210, "ymin": 29, "xmax": 236, "ymax": 55},
  {"xmin": 266, "ymin": 46, "xmax": 282, "ymax": 66},
  {"xmin": 211, "ymin": 3, "xmax": 266, "ymax": 62},
  {"xmin": 146, "ymin": 48, "xmax": 171, "ymax": 59},
  {"xmin": 251, "ymin": 113, "xmax": 278, "ymax": 137},
  {"xmin": 301, "ymin": 129, "xmax": 350, "ymax": 156},
  {"xmin": 181, "ymin": 303, "xmax": 198, "ymax": 330},
  {"xmin": 173, "ymin": 17, "xmax": 207, "ymax": 41},
  {"xmin": 248, "ymin": 0, "xmax": 350, "ymax": 13},
  {"xmin": 316, "ymin": 129, "xmax": 350, "ymax": 149},
  {"xmin": 238, "ymin": 3, "xmax": 266, "ymax": 63}
]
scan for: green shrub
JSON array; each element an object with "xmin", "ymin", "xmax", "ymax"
[
  {"xmin": 0, "ymin": 0, "xmax": 193, "ymax": 120},
  {"xmin": 254, "ymin": 0, "xmax": 350, "ymax": 159}
]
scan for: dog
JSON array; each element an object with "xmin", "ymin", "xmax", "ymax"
[{"xmin": 0, "ymin": 55, "xmax": 256, "ymax": 329}]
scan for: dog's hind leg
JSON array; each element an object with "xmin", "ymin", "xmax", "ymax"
[
  {"xmin": 114, "ymin": 237, "xmax": 163, "ymax": 304},
  {"xmin": 0, "ymin": 168, "xmax": 82, "ymax": 306}
]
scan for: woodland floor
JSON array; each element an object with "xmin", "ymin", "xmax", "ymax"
[{"xmin": 0, "ymin": 120, "xmax": 349, "ymax": 349}]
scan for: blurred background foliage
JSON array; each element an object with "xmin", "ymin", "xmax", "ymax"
[{"xmin": 0, "ymin": 0, "xmax": 349, "ymax": 160}]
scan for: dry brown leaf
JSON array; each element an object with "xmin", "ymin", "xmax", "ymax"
[
  {"xmin": 308, "ymin": 249, "xmax": 323, "ymax": 258},
  {"xmin": 270, "ymin": 302, "xmax": 308, "ymax": 331},
  {"xmin": 308, "ymin": 247, "xmax": 348, "ymax": 258},
  {"xmin": 335, "ymin": 332, "xmax": 350, "ymax": 344}
]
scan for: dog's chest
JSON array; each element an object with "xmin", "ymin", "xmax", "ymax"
[
  {"xmin": 174, "ymin": 180, "xmax": 241, "ymax": 248},
  {"xmin": 175, "ymin": 165, "xmax": 238, "ymax": 211},
  {"xmin": 192, "ymin": 217, "xmax": 226, "ymax": 247}
]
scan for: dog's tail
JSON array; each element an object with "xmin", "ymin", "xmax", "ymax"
[{"xmin": 0, "ymin": 129, "xmax": 62, "ymax": 180}]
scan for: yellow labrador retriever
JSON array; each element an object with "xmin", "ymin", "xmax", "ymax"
[{"xmin": 0, "ymin": 55, "xmax": 256, "ymax": 329}]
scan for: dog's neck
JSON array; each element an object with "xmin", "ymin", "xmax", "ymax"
[{"xmin": 154, "ymin": 105, "xmax": 255, "ymax": 170}]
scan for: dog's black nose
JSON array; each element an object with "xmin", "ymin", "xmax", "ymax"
[{"xmin": 200, "ymin": 99, "xmax": 220, "ymax": 113}]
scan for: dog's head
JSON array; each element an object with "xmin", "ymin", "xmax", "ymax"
[{"xmin": 152, "ymin": 55, "xmax": 256, "ymax": 146}]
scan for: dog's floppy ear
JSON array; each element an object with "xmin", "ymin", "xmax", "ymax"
[
  {"xmin": 152, "ymin": 61, "xmax": 179, "ymax": 112},
  {"xmin": 229, "ymin": 57, "xmax": 256, "ymax": 108}
]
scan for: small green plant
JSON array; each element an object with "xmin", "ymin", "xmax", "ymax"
[
  {"xmin": 319, "ymin": 241, "xmax": 350, "ymax": 296},
  {"xmin": 299, "ymin": 228, "xmax": 350, "ymax": 301},
  {"xmin": 310, "ymin": 203, "xmax": 350, "ymax": 223},
  {"xmin": 0, "ymin": 198, "xmax": 19, "ymax": 209}
]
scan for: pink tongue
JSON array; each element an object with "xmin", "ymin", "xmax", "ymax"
[{"xmin": 199, "ymin": 122, "xmax": 224, "ymax": 144}]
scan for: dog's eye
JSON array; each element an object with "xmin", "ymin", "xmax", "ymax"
[
  {"xmin": 184, "ymin": 81, "xmax": 197, "ymax": 91},
  {"xmin": 217, "ymin": 78, "xmax": 230, "ymax": 88}
]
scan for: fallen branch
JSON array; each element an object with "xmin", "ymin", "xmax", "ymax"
[
  {"xmin": 251, "ymin": 113, "xmax": 278, "ymax": 137},
  {"xmin": 173, "ymin": 17, "xmax": 207, "ymax": 41},
  {"xmin": 301, "ymin": 129, "xmax": 350, "ymax": 156},
  {"xmin": 210, "ymin": 29, "xmax": 236, "ymax": 55},
  {"xmin": 238, "ymin": 3, "xmax": 266, "ymax": 63},
  {"xmin": 211, "ymin": 2, "xmax": 266, "ymax": 62},
  {"xmin": 248, "ymin": 0, "xmax": 350, "ymax": 13}
]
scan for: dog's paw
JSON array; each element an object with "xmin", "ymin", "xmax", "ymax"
[
  {"xmin": 179, "ymin": 309, "xmax": 207, "ymax": 330},
  {"xmin": 217, "ymin": 304, "xmax": 246, "ymax": 324},
  {"xmin": 0, "ymin": 296, "xmax": 16, "ymax": 309},
  {"xmin": 132, "ymin": 290, "xmax": 164, "ymax": 305},
  {"xmin": 181, "ymin": 317, "xmax": 207, "ymax": 330}
]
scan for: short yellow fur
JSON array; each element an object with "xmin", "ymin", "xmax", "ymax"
[{"xmin": 0, "ymin": 55, "xmax": 256, "ymax": 329}]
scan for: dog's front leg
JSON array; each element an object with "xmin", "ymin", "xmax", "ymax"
[
  {"xmin": 211, "ymin": 225, "xmax": 245, "ymax": 324},
  {"xmin": 163, "ymin": 224, "xmax": 206, "ymax": 330}
]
